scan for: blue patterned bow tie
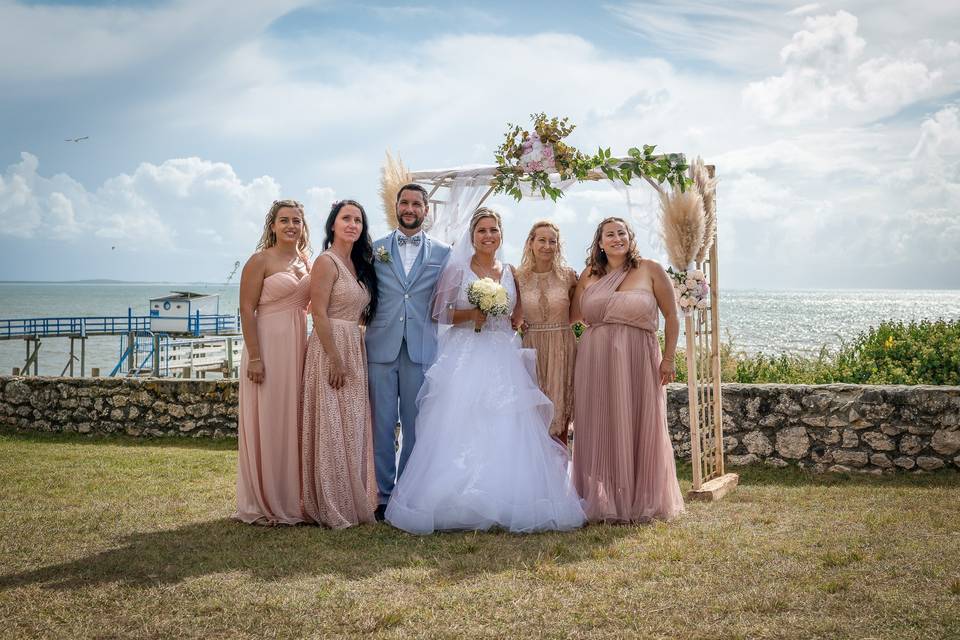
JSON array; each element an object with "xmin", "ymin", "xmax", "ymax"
[{"xmin": 397, "ymin": 235, "xmax": 421, "ymax": 247}]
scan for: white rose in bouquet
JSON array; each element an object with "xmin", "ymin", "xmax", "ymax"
[{"xmin": 467, "ymin": 277, "xmax": 511, "ymax": 332}]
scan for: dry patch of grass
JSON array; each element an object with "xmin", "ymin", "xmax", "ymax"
[{"xmin": 1, "ymin": 431, "xmax": 958, "ymax": 639}]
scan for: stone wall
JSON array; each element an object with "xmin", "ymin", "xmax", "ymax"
[
  {"xmin": 666, "ymin": 384, "xmax": 960, "ymax": 474},
  {"xmin": 2, "ymin": 377, "xmax": 959, "ymax": 473},
  {"xmin": 0, "ymin": 376, "xmax": 237, "ymax": 439}
]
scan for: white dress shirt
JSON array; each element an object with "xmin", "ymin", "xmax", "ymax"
[{"xmin": 396, "ymin": 229, "xmax": 424, "ymax": 276}]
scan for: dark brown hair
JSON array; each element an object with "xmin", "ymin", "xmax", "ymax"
[{"xmin": 585, "ymin": 216, "xmax": 642, "ymax": 277}]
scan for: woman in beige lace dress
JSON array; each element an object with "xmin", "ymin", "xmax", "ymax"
[
  {"xmin": 302, "ymin": 200, "xmax": 379, "ymax": 528},
  {"xmin": 515, "ymin": 221, "xmax": 578, "ymax": 446}
]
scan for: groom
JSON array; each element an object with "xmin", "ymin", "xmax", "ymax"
[{"xmin": 366, "ymin": 183, "xmax": 451, "ymax": 521}]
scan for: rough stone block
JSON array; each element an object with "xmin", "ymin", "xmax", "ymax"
[
  {"xmin": 881, "ymin": 424, "xmax": 906, "ymax": 436},
  {"xmin": 931, "ymin": 429, "xmax": 960, "ymax": 456},
  {"xmin": 831, "ymin": 450, "xmax": 868, "ymax": 467},
  {"xmin": 776, "ymin": 427, "xmax": 809, "ymax": 459},
  {"xmin": 893, "ymin": 456, "xmax": 916, "ymax": 469},
  {"xmin": 899, "ymin": 435, "xmax": 924, "ymax": 455},
  {"xmin": 727, "ymin": 453, "xmax": 759, "ymax": 467},
  {"xmin": 916, "ymin": 456, "xmax": 945, "ymax": 471},
  {"xmin": 743, "ymin": 431, "xmax": 773, "ymax": 456},
  {"xmin": 842, "ymin": 429, "xmax": 859, "ymax": 448},
  {"xmin": 862, "ymin": 431, "xmax": 895, "ymax": 451},
  {"xmin": 870, "ymin": 453, "xmax": 893, "ymax": 468}
]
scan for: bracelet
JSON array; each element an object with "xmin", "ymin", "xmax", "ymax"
[{"xmin": 249, "ymin": 357, "xmax": 262, "ymax": 363}]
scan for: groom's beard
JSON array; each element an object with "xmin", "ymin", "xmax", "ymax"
[{"xmin": 397, "ymin": 215, "xmax": 424, "ymax": 230}]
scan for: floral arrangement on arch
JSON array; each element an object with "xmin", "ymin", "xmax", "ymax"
[
  {"xmin": 493, "ymin": 112, "xmax": 691, "ymax": 201},
  {"xmin": 667, "ymin": 266, "xmax": 710, "ymax": 314}
]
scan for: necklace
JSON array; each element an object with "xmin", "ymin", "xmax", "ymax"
[{"xmin": 471, "ymin": 256, "xmax": 499, "ymax": 280}]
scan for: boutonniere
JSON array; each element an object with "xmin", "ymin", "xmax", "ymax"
[{"xmin": 375, "ymin": 246, "xmax": 391, "ymax": 263}]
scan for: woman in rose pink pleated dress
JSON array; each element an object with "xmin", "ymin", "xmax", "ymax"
[
  {"xmin": 233, "ymin": 200, "xmax": 312, "ymax": 526},
  {"xmin": 571, "ymin": 216, "xmax": 685, "ymax": 524}
]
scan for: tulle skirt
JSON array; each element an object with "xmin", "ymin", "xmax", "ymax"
[{"xmin": 385, "ymin": 325, "xmax": 586, "ymax": 534}]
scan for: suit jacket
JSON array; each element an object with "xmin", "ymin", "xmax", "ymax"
[{"xmin": 366, "ymin": 231, "xmax": 451, "ymax": 364}]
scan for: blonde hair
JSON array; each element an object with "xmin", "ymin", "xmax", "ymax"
[
  {"xmin": 586, "ymin": 216, "xmax": 642, "ymax": 277},
  {"xmin": 518, "ymin": 219, "xmax": 568, "ymax": 276},
  {"xmin": 256, "ymin": 199, "xmax": 312, "ymax": 258},
  {"xmin": 469, "ymin": 207, "xmax": 503, "ymax": 245}
]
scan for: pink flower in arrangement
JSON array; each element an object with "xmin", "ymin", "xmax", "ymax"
[{"xmin": 519, "ymin": 133, "xmax": 557, "ymax": 174}]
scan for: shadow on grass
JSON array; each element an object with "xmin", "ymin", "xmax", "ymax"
[
  {"xmin": 728, "ymin": 464, "xmax": 960, "ymax": 488},
  {"xmin": 0, "ymin": 429, "xmax": 237, "ymax": 452},
  {"xmin": 0, "ymin": 518, "xmax": 635, "ymax": 592}
]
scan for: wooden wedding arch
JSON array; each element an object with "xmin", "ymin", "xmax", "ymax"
[{"xmin": 388, "ymin": 157, "xmax": 737, "ymax": 500}]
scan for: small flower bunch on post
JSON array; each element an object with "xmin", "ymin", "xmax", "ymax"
[
  {"xmin": 466, "ymin": 277, "xmax": 510, "ymax": 332},
  {"xmin": 667, "ymin": 266, "xmax": 710, "ymax": 315}
]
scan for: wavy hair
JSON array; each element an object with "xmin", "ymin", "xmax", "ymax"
[
  {"xmin": 323, "ymin": 200, "xmax": 378, "ymax": 323},
  {"xmin": 255, "ymin": 199, "xmax": 311, "ymax": 258},
  {"xmin": 517, "ymin": 219, "xmax": 568, "ymax": 276},
  {"xmin": 585, "ymin": 216, "xmax": 642, "ymax": 277}
]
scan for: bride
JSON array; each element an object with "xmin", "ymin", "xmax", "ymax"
[{"xmin": 385, "ymin": 207, "xmax": 585, "ymax": 534}]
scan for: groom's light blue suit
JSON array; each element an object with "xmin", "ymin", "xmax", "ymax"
[{"xmin": 366, "ymin": 230, "xmax": 451, "ymax": 505}]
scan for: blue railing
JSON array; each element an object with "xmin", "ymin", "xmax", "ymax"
[{"xmin": 0, "ymin": 310, "xmax": 238, "ymax": 339}]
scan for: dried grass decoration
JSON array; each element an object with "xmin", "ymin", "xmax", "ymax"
[
  {"xmin": 688, "ymin": 156, "xmax": 718, "ymax": 264},
  {"xmin": 660, "ymin": 185, "xmax": 705, "ymax": 272},
  {"xmin": 380, "ymin": 151, "xmax": 411, "ymax": 230}
]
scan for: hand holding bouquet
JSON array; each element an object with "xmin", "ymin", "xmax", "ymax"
[{"xmin": 466, "ymin": 278, "xmax": 510, "ymax": 333}]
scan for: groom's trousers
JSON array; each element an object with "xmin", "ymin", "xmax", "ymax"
[{"xmin": 368, "ymin": 339, "xmax": 424, "ymax": 506}]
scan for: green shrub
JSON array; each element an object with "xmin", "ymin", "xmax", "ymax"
[
  {"xmin": 669, "ymin": 319, "xmax": 960, "ymax": 386},
  {"xmin": 833, "ymin": 319, "xmax": 960, "ymax": 385}
]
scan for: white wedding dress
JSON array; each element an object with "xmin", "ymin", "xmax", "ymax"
[{"xmin": 385, "ymin": 266, "xmax": 586, "ymax": 534}]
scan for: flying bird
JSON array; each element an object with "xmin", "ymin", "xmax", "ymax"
[{"xmin": 64, "ymin": 136, "xmax": 89, "ymax": 143}]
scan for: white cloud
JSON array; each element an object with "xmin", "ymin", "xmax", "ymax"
[
  {"xmin": 0, "ymin": 0, "xmax": 306, "ymax": 85},
  {"xmin": 787, "ymin": 4, "xmax": 822, "ymax": 17},
  {"xmin": 0, "ymin": 152, "xmax": 336, "ymax": 262},
  {"xmin": 744, "ymin": 10, "xmax": 958, "ymax": 124}
]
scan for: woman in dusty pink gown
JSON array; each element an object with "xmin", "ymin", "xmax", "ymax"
[
  {"xmin": 234, "ymin": 199, "xmax": 312, "ymax": 525},
  {"xmin": 301, "ymin": 200, "xmax": 379, "ymax": 528},
  {"xmin": 571, "ymin": 216, "xmax": 684, "ymax": 524}
]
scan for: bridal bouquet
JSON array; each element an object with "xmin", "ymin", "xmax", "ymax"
[
  {"xmin": 466, "ymin": 277, "xmax": 510, "ymax": 332},
  {"xmin": 667, "ymin": 266, "xmax": 710, "ymax": 315}
]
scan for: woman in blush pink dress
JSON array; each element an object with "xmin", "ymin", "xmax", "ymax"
[
  {"xmin": 571, "ymin": 216, "xmax": 684, "ymax": 524},
  {"xmin": 301, "ymin": 200, "xmax": 379, "ymax": 528},
  {"xmin": 234, "ymin": 199, "xmax": 312, "ymax": 526}
]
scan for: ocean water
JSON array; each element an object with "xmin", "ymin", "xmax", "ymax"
[{"xmin": 1, "ymin": 283, "xmax": 959, "ymax": 377}]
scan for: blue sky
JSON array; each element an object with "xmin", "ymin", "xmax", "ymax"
[{"xmin": 1, "ymin": 0, "xmax": 959, "ymax": 288}]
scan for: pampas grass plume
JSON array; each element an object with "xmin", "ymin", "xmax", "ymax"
[
  {"xmin": 660, "ymin": 186, "xmax": 705, "ymax": 271},
  {"xmin": 689, "ymin": 156, "xmax": 718, "ymax": 264},
  {"xmin": 380, "ymin": 151, "xmax": 411, "ymax": 230}
]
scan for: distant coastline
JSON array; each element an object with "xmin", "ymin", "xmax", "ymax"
[{"xmin": 0, "ymin": 280, "xmax": 239, "ymax": 286}]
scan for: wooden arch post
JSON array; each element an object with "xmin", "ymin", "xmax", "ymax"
[{"xmin": 686, "ymin": 165, "xmax": 738, "ymax": 501}]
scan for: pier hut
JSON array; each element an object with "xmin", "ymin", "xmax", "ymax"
[{"xmin": 149, "ymin": 291, "xmax": 221, "ymax": 334}]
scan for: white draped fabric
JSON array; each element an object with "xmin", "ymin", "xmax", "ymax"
[
  {"xmin": 411, "ymin": 160, "xmax": 669, "ymax": 257},
  {"xmin": 423, "ymin": 175, "xmax": 491, "ymax": 245}
]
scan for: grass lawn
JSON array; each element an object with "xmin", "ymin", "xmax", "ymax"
[{"xmin": 1, "ymin": 432, "xmax": 958, "ymax": 639}]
